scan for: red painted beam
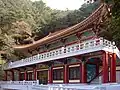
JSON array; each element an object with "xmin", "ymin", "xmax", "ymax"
[
  {"xmin": 110, "ymin": 53, "xmax": 116, "ymax": 82},
  {"xmin": 102, "ymin": 51, "xmax": 109, "ymax": 83}
]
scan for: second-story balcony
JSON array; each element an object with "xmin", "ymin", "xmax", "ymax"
[{"xmin": 4, "ymin": 37, "xmax": 119, "ymax": 70}]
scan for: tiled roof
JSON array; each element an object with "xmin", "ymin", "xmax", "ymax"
[{"xmin": 14, "ymin": 4, "xmax": 107, "ymax": 50}]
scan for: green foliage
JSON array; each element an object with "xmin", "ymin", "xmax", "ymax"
[
  {"xmin": 0, "ymin": 0, "xmax": 110, "ymax": 61},
  {"xmin": 108, "ymin": 0, "xmax": 120, "ymax": 46},
  {"xmin": 0, "ymin": 0, "xmax": 40, "ymax": 61},
  {"xmin": 99, "ymin": 0, "xmax": 120, "ymax": 47},
  {"xmin": 35, "ymin": 1, "xmax": 99, "ymax": 40}
]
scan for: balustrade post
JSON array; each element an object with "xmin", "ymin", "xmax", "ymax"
[
  {"xmin": 102, "ymin": 51, "xmax": 109, "ymax": 83},
  {"xmin": 110, "ymin": 53, "xmax": 116, "ymax": 82}
]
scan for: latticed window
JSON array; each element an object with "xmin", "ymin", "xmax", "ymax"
[
  {"xmin": 37, "ymin": 71, "xmax": 48, "ymax": 84},
  {"xmin": 27, "ymin": 72, "xmax": 33, "ymax": 80},
  {"xmin": 20, "ymin": 73, "xmax": 24, "ymax": 81},
  {"xmin": 69, "ymin": 67, "xmax": 80, "ymax": 80},
  {"xmin": 53, "ymin": 69, "xmax": 63, "ymax": 80}
]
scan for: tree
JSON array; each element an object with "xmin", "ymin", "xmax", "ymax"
[
  {"xmin": 0, "ymin": 0, "xmax": 35, "ymax": 60},
  {"xmin": 0, "ymin": 0, "xmax": 103, "ymax": 61}
]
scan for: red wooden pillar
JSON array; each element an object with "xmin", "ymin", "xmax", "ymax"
[
  {"xmin": 48, "ymin": 67, "xmax": 53, "ymax": 84},
  {"xmin": 33, "ymin": 68, "xmax": 37, "ymax": 80},
  {"xmin": 110, "ymin": 53, "xmax": 116, "ymax": 82},
  {"xmin": 11, "ymin": 70, "xmax": 14, "ymax": 81},
  {"xmin": 81, "ymin": 62, "xmax": 87, "ymax": 83},
  {"xmin": 64, "ymin": 64, "xmax": 69, "ymax": 83},
  {"xmin": 4, "ymin": 71, "xmax": 7, "ymax": 81},
  {"xmin": 24, "ymin": 70, "xmax": 27, "ymax": 80},
  {"xmin": 102, "ymin": 51, "xmax": 109, "ymax": 83}
]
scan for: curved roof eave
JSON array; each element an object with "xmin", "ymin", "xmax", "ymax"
[{"xmin": 14, "ymin": 4, "xmax": 106, "ymax": 50}]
